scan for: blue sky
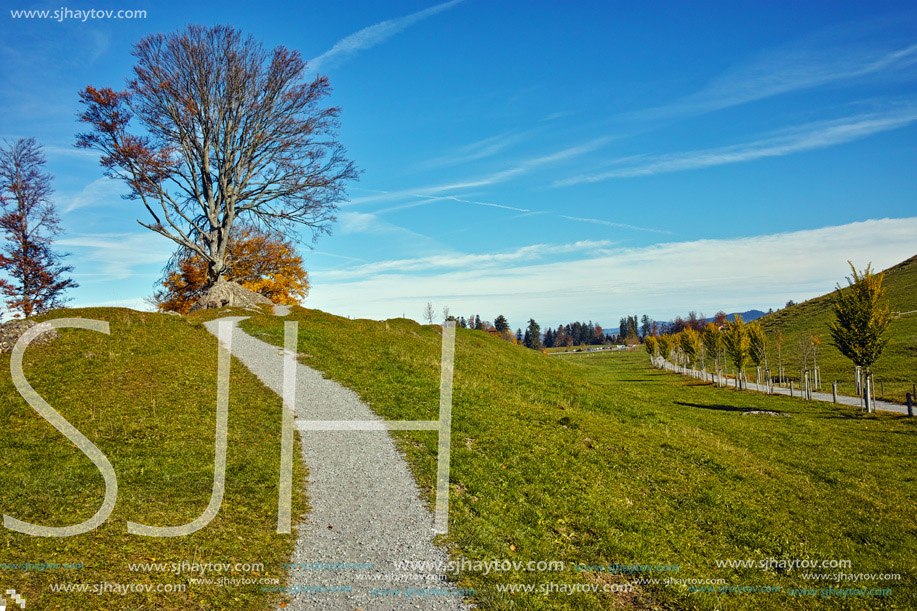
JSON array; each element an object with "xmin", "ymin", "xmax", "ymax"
[{"xmin": 1, "ymin": 1, "xmax": 916, "ymax": 328}]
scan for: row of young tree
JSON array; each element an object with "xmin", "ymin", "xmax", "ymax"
[
  {"xmin": 645, "ymin": 263, "xmax": 892, "ymax": 405},
  {"xmin": 644, "ymin": 316, "xmax": 769, "ymax": 388}
]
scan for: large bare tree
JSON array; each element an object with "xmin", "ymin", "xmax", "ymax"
[{"xmin": 76, "ymin": 24, "xmax": 358, "ymax": 285}]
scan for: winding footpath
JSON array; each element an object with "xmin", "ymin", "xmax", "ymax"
[{"xmin": 203, "ymin": 308, "xmax": 470, "ymax": 611}]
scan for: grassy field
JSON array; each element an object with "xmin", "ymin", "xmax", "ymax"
[
  {"xmin": 755, "ymin": 255, "xmax": 917, "ymax": 402},
  {"xmin": 241, "ymin": 306, "xmax": 917, "ymax": 611},
  {"xmin": 0, "ymin": 307, "xmax": 307, "ymax": 610}
]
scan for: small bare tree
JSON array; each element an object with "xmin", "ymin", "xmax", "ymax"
[
  {"xmin": 0, "ymin": 138, "xmax": 77, "ymax": 317},
  {"xmin": 423, "ymin": 301, "xmax": 435, "ymax": 324},
  {"xmin": 76, "ymin": 25, "xmax": 358, "ymax": 288},
  {"xmin": 442, "ymin": 305, "xmax": 450, "ymax": 322},
  {"xmin": 798, "ymin": 332, "xmax": 815, "ymax": 380}
]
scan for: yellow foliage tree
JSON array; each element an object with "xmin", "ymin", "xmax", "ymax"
[{"xmin": 154, "ymin": 223, "xmax": 309, "ymax": 314}]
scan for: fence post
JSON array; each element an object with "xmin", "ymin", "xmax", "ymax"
[
  {"xmin": 832, "ymin": 381, "xmax": 837, "ymax": 404},
  {"xmin": 804, "ymin": 371, "xmax": 809, "ymax": 400},
  {"xmin": 907, "ymin": 393, "xmax": 914, "ymax": 417},
  {"xmin": 790, "ymin": 381, "xmax": 794, "ymax": 397}
]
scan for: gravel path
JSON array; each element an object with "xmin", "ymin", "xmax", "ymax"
[{"xmin": 203, "ymin": 316, "xmax": 470, "ymax": 611}]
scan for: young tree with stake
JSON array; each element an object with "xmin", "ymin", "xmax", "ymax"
[
  {"xmin": 747, "ymin": 321, "xmax": 768, "ymax": 385},
  {"xmin": 680, "ymin": 327, "xmax": 701, "ymax": 371},
  {"xmin": 828, "ymin": 262, "xmax": 892, "ymax": 412},
  {"xmin": 722, "ymin": 315, "xmax": 750, "ymax": 389},
  {"xmin": 644, "ymin": 335, "xmax": 658, "ymax": 364},
  {"xmin": 658, "ymin": 334, "xmax": 673, "ymax": 364},
  {"xmin": 703, "ymin": 322, "xmax": 721, "ymax": 375}
]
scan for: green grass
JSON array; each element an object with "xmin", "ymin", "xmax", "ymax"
[
  {"xmin": 756, "ymin": 255, "xmax": 917, "ymax": 402},
  {"xmin": 240, "ymin": 306, "xmax": 917, "ymax": 611},
  {"xmin": 0, "ymin": 307, "xmax": 307, "ymax": 610}
]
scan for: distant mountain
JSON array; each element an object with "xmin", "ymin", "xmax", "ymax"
[
  {"xmin": 724, "ymin": 309, "xmax": 766, "ymax": 322},
  {"xmin": 658, "ymin": 309, "xmax": 766, "ymax": 329}
]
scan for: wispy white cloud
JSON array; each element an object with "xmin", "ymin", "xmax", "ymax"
[
  {"xmin": 318, "ymin": 239, "xmax": 614, "ymax": 280},
  {"xmin": 59, "ymin": 232, "xmax": 174, "ymax": 282},
  {"xmin": 305, "ymin": 217, "xmax": 917, "ymax": 325},
  {"xmin": 308, "ymin": 0, "xmax": 464, "ymax": 72},
  {"xmin": 628, "ymin": 22, "xmax": 917, "ymax": 123},
  {"xmin": 370, "ymin": 193, "xmax": 668, "ymax": 235},
  {"xmin": 558, "ymin": 215, "xmax": 672, "ymax": 234},
  {"xmin": 338, "ymin": 211, "xmax": 432, "ymax": 239},
  {"xmin": 347, "ymin": 137, "xmax": 615, "ymax": 206},
  {"xmin": 309, "ymin": 250, "xmax": 367, "ymax": 262},
  {"xmin": 381, "ymin": 194, "xmax": 531, "ymax": 214},
  {"xmin": 336, "ymin": 211, "xmax": 447, "ymax": 255},
  {"xmin": 413, "ymin": 131, "xmax": 531, "ymax": 170},
  {"xmin": 556, "ymin": 108, "xmax": 917, "ymax": 185},
  {"xmin": 61, "ymin": 177, "xmax": 125, "ymax": 214},
  {"xmin": 44, "ymin": 146, "xmax": 99, "ymax": 160}
]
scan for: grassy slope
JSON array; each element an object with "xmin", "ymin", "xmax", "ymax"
[
  {"xmin": 0, "ymin": 307, "xmax": 307, "ymax": 610},
  {"xmin": 241, "ymin": 307, "xmax": 917, "ymax": 611},
  {"xmin": 757, "ymin": 255, "xmax": 917, "ymax": 402}
]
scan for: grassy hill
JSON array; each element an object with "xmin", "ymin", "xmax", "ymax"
[
  {"xmin": 242, "ymin": 306, "xmax": 917, "ymax": 611},
  {"xmin": 757, "ymin": 255, "xmax": 917, "ymax": 402},
  {"xmin": 0, "ymin": 308, "xmax": 307, "ymax": 610}
]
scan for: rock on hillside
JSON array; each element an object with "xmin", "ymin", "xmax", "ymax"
[
  {"xmin": 0, "ymin": 319, "xmax": 60, "ymax": 353},
  {"xmin": 188, "ymin": 280, "xmax": 273, "ymax": 312}
]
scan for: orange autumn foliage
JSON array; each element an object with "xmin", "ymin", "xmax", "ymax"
[{"xmin": 154, "ymin": 224, "xmax": 309, "ymax": 314}]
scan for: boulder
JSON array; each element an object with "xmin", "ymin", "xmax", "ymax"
[
  {"xmin": 0, "ymin": 319, "xmax": 60, "ymax": 353},
  {"xmin": 188, "ymin": 280, "xmax": 273, "ymax": 312}
]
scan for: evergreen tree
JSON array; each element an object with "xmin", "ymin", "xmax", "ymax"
[
  {"xmin": 571, "ymin": 321, "xmax": 583, "ymax": 345},
  {"xmin": 526, "ymin": 318, "xmax": 542, "ymax": 350},
  {"xmin": 494, "ymin": 314, "xmax": 509, "ymax": 333},
  {"xmin": 515, "ymin": 328, "xmax": 523, "ymax": 343},
  {"xmin": 543, "ymin": 327, "xmax": 555, "ymax": 348},
  {"xmin": 640, "ymin": 314, "xmax": 653, "ymax": 338}
]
